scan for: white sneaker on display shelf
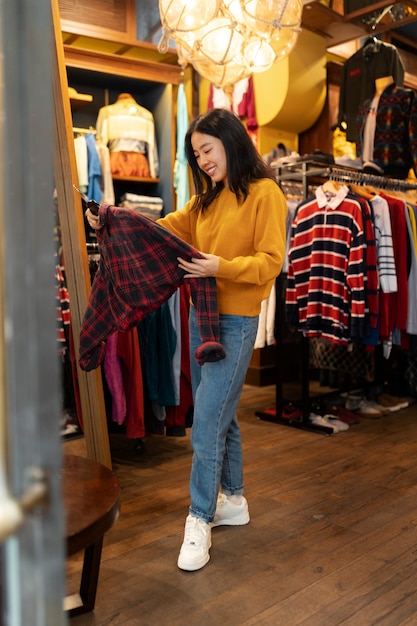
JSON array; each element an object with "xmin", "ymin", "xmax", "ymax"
[
  {"xmin": 309, "ymin": 413, "xmax": 339, "ymax": 433},
  {"xmin": 323, "ymin": 415, "xmax": 350, "ymax": 431}
]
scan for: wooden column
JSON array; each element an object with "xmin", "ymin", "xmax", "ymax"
[{"xmin": 51, "ymin": 0, "xmax": 111, "ymax": 468}]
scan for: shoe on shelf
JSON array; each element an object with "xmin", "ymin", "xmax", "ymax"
[
  {"xmin": 323, "ymin": 414, "xmax": 350, "ymax": 431},
  {"xmin": 212, "ymin": 493, "xmax": 250, "ymax": 527},
  {"xmin": 355, "ymin": 399, "xmax": 383, "ymax": 418},
  {"xmin": 363, "ymin": 400, "xmax": 390, "ymax": 415},
  {"xmin": 328, "ymin": 405, "xmax": 361, "ymax": 425},
  {"xmin": 281, "ymin": 405, "xmax": 303, "ymax": 420},
  {"xmin": 377, "ymin": 394, "xmax": 410, "ymax": 411},
  {"xmin": 344, "ymin": 394, "xmax": 363, "ymax": 411},
  {"xmin": 309, "ymin": 413, "xmax": 339, "ymax": 433},
  {"xmin": 177, "ymin": 515, "xmax": 211, "ymax": 571}
]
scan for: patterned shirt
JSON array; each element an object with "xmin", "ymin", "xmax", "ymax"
[
  {"xmin": 79, "ymin": 205, "xmax": 226, "ymax": 371},
  {"xmin": 286, "ymin": 186, "xmax": 367, "ymax": 344},
  {"xmin": 356, "ymin": 83, "xmax": 417, "ymax": 179}
]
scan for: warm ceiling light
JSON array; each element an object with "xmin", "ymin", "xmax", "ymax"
[
  {"xmin": 159, "ymin": 0, "xmax": 220, "ymax": 33},
  {"xmin": 241, "ymin": 0, "xmax": 303, "ymax": 37},
  {"xmin": 270, "ymin": 27, "xmax": 299, "ymax": 61},
  {"xmin": 192, "ymin": 16, "xmax": 245, "ymax": 65},
  {"xmin": 193, "ymin": 56, "xmax": 251, "ymax": 86},
  {"xmin": 243, "ymin": 38, "xmax": 276, "ymax": 72},
  {"xmin": 158, "ymin": 0, "xmax": 303, "ymax": 88}
]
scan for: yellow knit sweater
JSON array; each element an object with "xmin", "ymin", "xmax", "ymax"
[{"xmin": 157, "ymin": 178, "xmax": 287, "ymax": 316}]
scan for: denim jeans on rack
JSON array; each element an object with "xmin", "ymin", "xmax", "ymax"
[{"xmin": 188, "ymin": 305, "xmax": 259, "ymax": 523}]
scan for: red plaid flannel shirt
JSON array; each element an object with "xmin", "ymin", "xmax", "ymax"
[{"xmin": 79, "ymin": 205, "xmax": 225, "ymax": 371}]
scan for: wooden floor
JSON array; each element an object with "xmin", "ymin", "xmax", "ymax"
[{"xmin": 65, "ymin": 384, "xmax": 417, "ymax": 626}]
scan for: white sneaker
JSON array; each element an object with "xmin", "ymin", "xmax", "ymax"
[
  {"xmin": 309, "ymin": 413, "xmax": 339, "ymax": 433},
  {"xmin": 365, "ymin": 400, "xmax": 391, "ymax": 415},
  {"xmin": 345, "ymin": 394, "xmax": 362, "ymax": 411},
  {"xmin": 323, "ymin": 414, "xmax": 349, "ymax": 431},
  {"xmin": 177, "ymin": 515, "xmax": 211, "ymax": 571},
  {"xmin": 356, "ymin": 400, "xmax": 383, "ymax": 418},
  {"xmin": 212, "ymin": 493, "xmax": 250, "ymax": 527}
]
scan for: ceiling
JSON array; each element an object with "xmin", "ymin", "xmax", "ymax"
[{"xmin": 302, "ymin": 1, "xmax": 417, "ymax": 49}]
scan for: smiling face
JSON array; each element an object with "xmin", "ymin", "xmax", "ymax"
[{"xmin": 191, "ymin": 131, "xmax": 228, "ymax": 187}]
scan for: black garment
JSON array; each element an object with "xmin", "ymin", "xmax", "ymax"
[{"xmin": 337, "ymin": 39, "xmax": 405, "ymax": 143}]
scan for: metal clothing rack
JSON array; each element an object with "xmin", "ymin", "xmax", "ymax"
[
  {"xmin": 256, "ymin": 161, "xmax": 417, "ymax": 435},
  {"xmin": 73, "ymin": 125, "xmax": 97, "ymax": 135}
]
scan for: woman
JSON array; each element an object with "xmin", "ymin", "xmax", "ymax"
[{"xmin": 86, "ymin": 107, "xmax": 287, "ymax": 571}]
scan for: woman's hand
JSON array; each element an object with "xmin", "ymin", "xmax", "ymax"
[
  {"xmin": 178, "ymin": 253, "xmax": 220, "ymax": 278},
  {"xmin": 85, "ymin": 208, "xmax": 103, "ymax": 230}
]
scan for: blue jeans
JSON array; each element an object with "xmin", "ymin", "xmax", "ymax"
[{"xmin": 188, "ymin": 306, "xmax": 259, "ymax": 523}]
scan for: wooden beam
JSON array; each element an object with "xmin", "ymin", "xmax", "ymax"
[
  {"xmin": 51, "ymin": 0, "xmax": 112, "ymax": 469},
  {"xmin": 64, "ymin": 45, "xmax": 182, "ymax": 85}
]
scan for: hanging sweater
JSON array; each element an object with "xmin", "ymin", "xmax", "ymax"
[
  {"xmin": 378, "ymin": 193, "xmax": 409, "ymax": 340},
  {"xmin": 79, "ymin": 205, "xmax": 226, "ymax": 371},
  {"xmin": 356, "ymin": 83, "xmax": 417, "ymax": 179},
  {"xmin": 286, "ymin": 186, "xmax": 367, "ymax": 344}
]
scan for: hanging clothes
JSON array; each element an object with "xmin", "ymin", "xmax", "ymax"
[
  {"xmin": 368, "ymin": 193, "xmax": 397, "ymax": 294},
  {"xmin": 96, "ymin": 141, "xmax": 115, "ymax": 205},
  {"xmin": 137, "ymin": 301, "xmax": 177, "ymax": 409},
  {"xmin": 85, "ymin": 132, "xmax": 103, "ymax": 203},
  {"xmin": 207, "ymin": 76, "xmax": 258, "ymax": 146},
  {"xmin": 95, "ymin": 93, "xmax": 159, "ymax": 178},
  {"xmin": 378, "ymin": 192, "xmax": 409, "ymax": 343},
  {"xmin": 79, "ymin": 205, "xmax": 226, "ymax": 371},
  {"xmin": 103, "ymin": 332, "xmax": 126, "ymax": 426},
  {"xmin": 116, "ymin": 328, "xmax": 146, "ymax": 439},
  {"xmin": 286, "ymin": 184, "xmax": 368, "ymax": 344},
  {"xmin": 164, "ymin": 284, "xmax": 194, "ymax": 436},
  {"xmin": 174, "ymin": 82, "xmax": 190, "ymax": 210},
  {"xmin": 356, "ymin": 82, "xmax": 417, "ymax": 180},
  {"xmin": 73, "ymin": 134, "xmax": 89, "ymax": 193},
  {"xmin": 405, "ymin": 203, "xmax": 417, "ymax": 336},
  {"xmin": 337, "ymin": 39, "xmax": 405, "ymax": 142}
]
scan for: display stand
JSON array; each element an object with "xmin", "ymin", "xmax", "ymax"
[{"xmin": 256, "ymin": 161, "xmax": 417, "ymax": 435}]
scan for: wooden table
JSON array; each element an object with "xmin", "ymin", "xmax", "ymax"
[{"xmin": 62, "ymin": 454, "xmax": 120, "ymax": 618}]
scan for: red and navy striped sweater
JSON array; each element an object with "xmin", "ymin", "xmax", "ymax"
[{"xmin": 286, "ymin": 186, "xmax": 376, "ymax": 345}]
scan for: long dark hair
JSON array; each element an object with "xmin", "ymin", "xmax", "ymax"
[{"xmin": 184, "ymin": 108, "xmax": 277, "ymax": 211}]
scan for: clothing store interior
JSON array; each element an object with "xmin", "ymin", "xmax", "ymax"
[{"xmin": 2, "ymin": 0, "xmax": 417, "ymax": 624}]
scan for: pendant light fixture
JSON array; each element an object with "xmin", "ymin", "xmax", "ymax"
[{"xmin": 158, "ymin": 0, "xmax": 303, "ymax": 88}]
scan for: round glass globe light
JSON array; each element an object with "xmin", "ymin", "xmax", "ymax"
[
  {"xmin": 194, "ymin": 16, "xmax": 244, "ymax": 64},
  {"xmin": 193, "ymin": 57, "xmax": 250, "ymax": 88},
  {"xmin": 270, "ymin": 27, "xmax": 299, "ymax": 61},
  {"xmin": 159, "ymin": 0, "xmax": 220, "ymax": 33},
  {"xmin": 222, "ymin": 0, "xmax": 245, "ymax": 23},
  {"xmin": 241, "ymin": 0, "xmax": 302, "ymax": 38},
  {"xmin": 243, "ymin": 38, "xmax": 276, "ymax": 72}
]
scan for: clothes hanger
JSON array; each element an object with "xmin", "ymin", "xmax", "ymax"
[
  {"xmin": 322, "ymin": 179, "xmax": 341, "ymax": 195},
  {"xmin": 363, "ymin": 35, "xmax": 378, "ymax": 48},
  {"xmin": 349, "ymin": 183, "xmax": 375, "ymax": 199}
]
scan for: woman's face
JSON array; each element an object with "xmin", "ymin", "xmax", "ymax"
[{"xmin": 191, "ymin": 131, "xmax": 228, "ymax": 187}]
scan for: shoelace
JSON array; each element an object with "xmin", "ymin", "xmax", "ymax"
[{"xmin": 184, "ymin": 517, "xmax": 208, "ymax": 545}]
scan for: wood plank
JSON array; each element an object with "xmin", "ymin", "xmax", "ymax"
[{"xmin": 64, "ymin": 385, "xmax": 417, "ymax": 625}]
